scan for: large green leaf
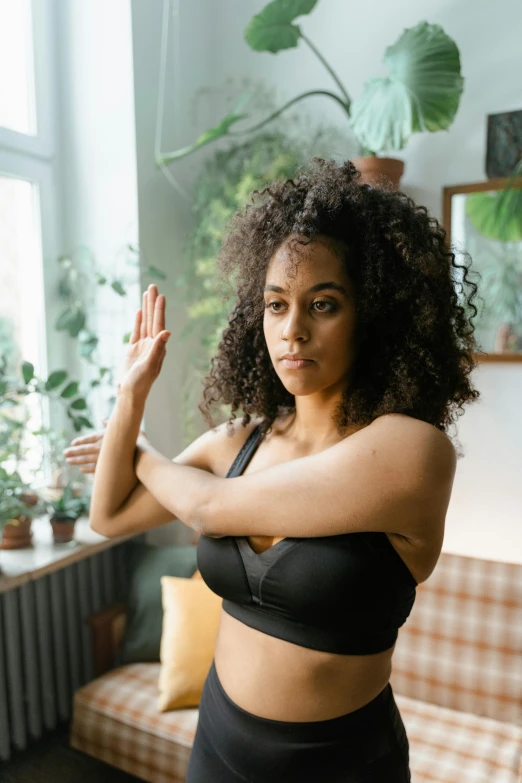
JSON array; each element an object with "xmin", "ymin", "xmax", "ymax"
[
  {"xmin": 349, "ymin": 78, "xmax": 412, "ymax": 153},
  {"xmin": 245, "ymin": 0, "xmax": 319, "ymax": 53},
  {"xmin": 21, "ymin": 361, "xmax": 34, "ymax": 384},
  {"xmin": 55, "ymin": 307, "xmax": 86, "ymax": 338},
  {"xmin": 111, "ymin": 280, "xmax": 126, "ymax": 297},
  {"xmin": 349, "ymin": 21, "xmax": 464, "ymax": 153},
  {"xmin": 465, "ymin": 188, "xmax": 522, "ymax": 242},
  {"xmin": 45, "ymin": 370, "xmax": 68, "ymax": 392},
  {"xmin": 70, "ymin": 397, "xmax": 87, "ymax": 410},
  {"xmin": 146, "ymin": 265, "xmax": 167, "ymax": 280},
  {"xmin": 61, "ymin": 381, "xmax": 79, "ymax": 398}
]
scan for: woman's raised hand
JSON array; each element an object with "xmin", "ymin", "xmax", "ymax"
[{"xmin": 117, "ymin": 284, "xmax": 171, "ymax": 403}]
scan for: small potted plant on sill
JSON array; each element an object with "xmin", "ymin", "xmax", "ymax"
[
  {"xmin": 47, "ymin": 483, "xmax": 90, "ymax": 545},
  {"xmin": 0, "ymin": 468, "xmax": 42, "ymax": 550}
]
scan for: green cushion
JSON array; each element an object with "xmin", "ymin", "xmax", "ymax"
[{"xmin": 120, "ymin": 541, "xmax": 198, "ymax": 664}]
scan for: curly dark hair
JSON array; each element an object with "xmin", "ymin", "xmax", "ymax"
[{"xmin": 198, "ymin": 157, "xmax": 481, "ymax": 457}]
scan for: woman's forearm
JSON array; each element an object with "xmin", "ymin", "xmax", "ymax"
[
  {"xmin": 134, "ymin": 439, "xmax": 220, "ymax": 532},
  {"xmin": 89, "ymin": 388, "xmax": 145, "ymax": 526}
]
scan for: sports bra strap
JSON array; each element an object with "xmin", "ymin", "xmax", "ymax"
[{"xmin": 226, "ymin": 424, "xmax": 263, "ymax": 478}]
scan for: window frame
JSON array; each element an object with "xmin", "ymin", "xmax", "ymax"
[{"xmin": 0, "ymin": 0, "xmax": 68, "ymax": 483}]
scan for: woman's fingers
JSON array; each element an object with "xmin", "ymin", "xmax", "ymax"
[
  {"xmin": 130, "ymin": 309, "xmax": 142, "ymax": 344},
  {"xmin": 69, "ymin": 432, "xmax": 102, "ymax": 447},
  {"xmin": 66, "ymin": 457, "xmax": 94, "ymax": 467},
  {"xmin": 153, "ymin": 330, "xmax": 170, "ymax": 372},
  {"xmin": 153, "ymin": 294, "xmax": 166, "ymax": 337},
  {"xmin": 147, "ymin": 285, "xmax": 157, "ymax": 337},
  {"xmin": 138, "ymin": 285, "xmax": 165, "ymax": 340},
  {"xmin": 65, "ymin": 444, "xmax": 100, "ymax": 457},
  {"xmin": 141, "ymin": 290, "xmax": 148, "ymax": 339},
  {"xmin": 78, "ymin": 464, "xmax": 96, "ymax": 473}
]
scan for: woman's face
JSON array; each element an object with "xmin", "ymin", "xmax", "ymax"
[{"xmin": 263, "ymin": 237, "xmax": 357, "ymax": 397}]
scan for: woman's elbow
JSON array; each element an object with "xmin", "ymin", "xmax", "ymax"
[{"xmin": 89, "ymin": 515, "xmax": 120, "ymax": 538}]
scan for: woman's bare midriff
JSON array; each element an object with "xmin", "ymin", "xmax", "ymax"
[
  {"xmin": 214, "ymin": 606, "xmax": 394, "ymax": 722},
  {"xmin": 209, "ymin": 413, "xmax": 439, "ymax": 722}
]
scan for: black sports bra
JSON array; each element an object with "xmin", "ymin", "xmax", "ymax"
[{"xmin": 197, "ymin": 424, "xmax": 418, "ymax": 655}]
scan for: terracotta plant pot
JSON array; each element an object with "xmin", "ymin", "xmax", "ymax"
[
  {"xmin": 351, "ymin": 156, "xmax": 405, "ymax": 191},
  {"xmin": 50, "ymin": 514, "xmax": 77, "ymax": 544},
  {"xmin": 1, "ymin": 516, "xmax": 33, "ymax": 550},
  {"xmin": 19, "ymin": 491, "xmax": 39, "ymax": 507}
]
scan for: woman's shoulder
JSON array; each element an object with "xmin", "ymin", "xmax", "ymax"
[{"xmin": 206, "ymin": 415, "xmax": 267, "ymax": 477}]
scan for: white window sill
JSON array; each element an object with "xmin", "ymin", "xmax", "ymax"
[{"xmin": 0, "ymin": 516, "xmax": 136, "ymax": 593}]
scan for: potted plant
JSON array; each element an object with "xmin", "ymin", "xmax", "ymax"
[
  {"xmin": 156, "ymin": 1, "xmax": 464, "ymax": 190},
  {"xmin": 0, "ymin": 352, "xmax": 92, "ymax": 548},
  {"xmin": 0, "ymin": 467, "xmax": 42, "ymax": 550},
  {"xmin": 47, "ymin": 482, "xmax": 90, "ymax": 544}
]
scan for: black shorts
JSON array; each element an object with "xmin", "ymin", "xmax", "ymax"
[{"xmin": 186, "ymin": 658, "xmax": 412, "ymax": 782}]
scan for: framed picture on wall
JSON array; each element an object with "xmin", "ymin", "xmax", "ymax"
[
  {"xmin": 486, "ymin": 110, "xmax": 522, "ymax": 179},
  {"xmin": 443, "ymin": 177, "xmax": 522, "ymax": 362}
]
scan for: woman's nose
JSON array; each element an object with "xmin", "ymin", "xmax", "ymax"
[{"xmin": 280, "ymin": 308, "xmax": 310, "ymax": 341}]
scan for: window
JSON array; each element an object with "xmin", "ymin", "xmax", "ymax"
[
  {"xmin": 0, "ymin": 0, "xmax": 37, "ymax": 135},
  {"xmin": 0, "ymin": 0, "xmax": 60, "ymax": 485},
  {"xmin": 0, "ymin": 175, "xmax": 46, "ymax": 481}
]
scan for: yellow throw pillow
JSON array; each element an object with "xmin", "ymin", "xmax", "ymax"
[{"xmin": 158, "ymin": 575, "xmax": 222, "ymax": 711}]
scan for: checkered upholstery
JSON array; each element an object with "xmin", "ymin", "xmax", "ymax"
[
  {"xmin": 390, "ymin": 552, "xmax": 522, "ymax": 725},
  {"xmin": 70, "ymin": 663, "xmax": 198, "ymax": 783},
  {"xmin": 70, "ymin": 552, "xmax": 522, "ymax": 782},
  {"xmin": 396, "ymin": 694, "xmax": 522, "ymax": 782}
]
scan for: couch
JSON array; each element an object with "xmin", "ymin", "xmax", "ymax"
[{"xmin": 70, "ymin": 550, "xmax": 522, "ymax": 783}]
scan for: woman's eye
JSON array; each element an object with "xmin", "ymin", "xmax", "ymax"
[
  {"xmin": 312, "ymin": 300, "xmax": 335, "ymax": 312},
  {"xmin": 265, "ymin": 300, "xmax": 335, "ymax": 313}
]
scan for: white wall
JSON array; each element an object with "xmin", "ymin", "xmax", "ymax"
[{"xmin": 60, "ymin": 0, "xmax": 521, "ymax": 558}]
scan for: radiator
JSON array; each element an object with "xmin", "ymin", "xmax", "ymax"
[{"xmin": 0, "ymin": 539, "xmax": 133, "ymax": 762}]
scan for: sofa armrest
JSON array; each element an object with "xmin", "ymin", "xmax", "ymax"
[{"xmin": 86, "ymin": 601, "xmax": 127, "ymax": 677}]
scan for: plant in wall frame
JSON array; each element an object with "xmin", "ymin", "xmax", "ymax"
[
  {"xmin": 443, "ymin": 171, "xmax": 522, "ymax": 359},
  {"xmin": 464, "ymin": 162, "xmax": 522, "ymax": 352}
]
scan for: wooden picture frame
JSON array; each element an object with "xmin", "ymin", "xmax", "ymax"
[{"xmin": 442, "ymin": 177, "xmax": 522, "ymax": 363}]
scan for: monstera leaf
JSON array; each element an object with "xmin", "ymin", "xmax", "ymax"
[
  {"xmin": 245, "ymin": 0, "xmax": 319, "ymax": 53},
  {"xmin": 349, "ymin": 21, "xmax": 464, "ymax": 153},
  {"xmin": 465, "ymin": 163, "xmax": 522, "ymax": 242},
  {"xmin": 466, "ymin": 190, "xmax": 522, "ymax": 242}
]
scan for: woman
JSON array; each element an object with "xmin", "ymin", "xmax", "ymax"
[{"xmin": 64, "ymin": 158, "xmax": 480, "ymax": 782}]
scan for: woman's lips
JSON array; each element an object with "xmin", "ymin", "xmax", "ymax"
[{"xmin": 281, "ymin": 358, "xmax": 314, "ymax": 369}]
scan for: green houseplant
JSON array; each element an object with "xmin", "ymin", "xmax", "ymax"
[
  {"xmin": 0, "ymin": 468, "xmax": 41, "ymax": 549},
  {"xmin": 46, "ymin": 482, "xmax": 90, "ymax": 544},
  {"xmin": 157, "ymin": 0, "xmax": 464, "ymax": 190},
  {"xmin": 54, "ymin": 242, "xmax": 168, "ymax": 416},
  {"xmin": 465, "ymin": 161, "xmax": 522, "ymax": 243},
  {"xmin": 0, "ymin": 353, "xmax": 90, "ymax": 548}
]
